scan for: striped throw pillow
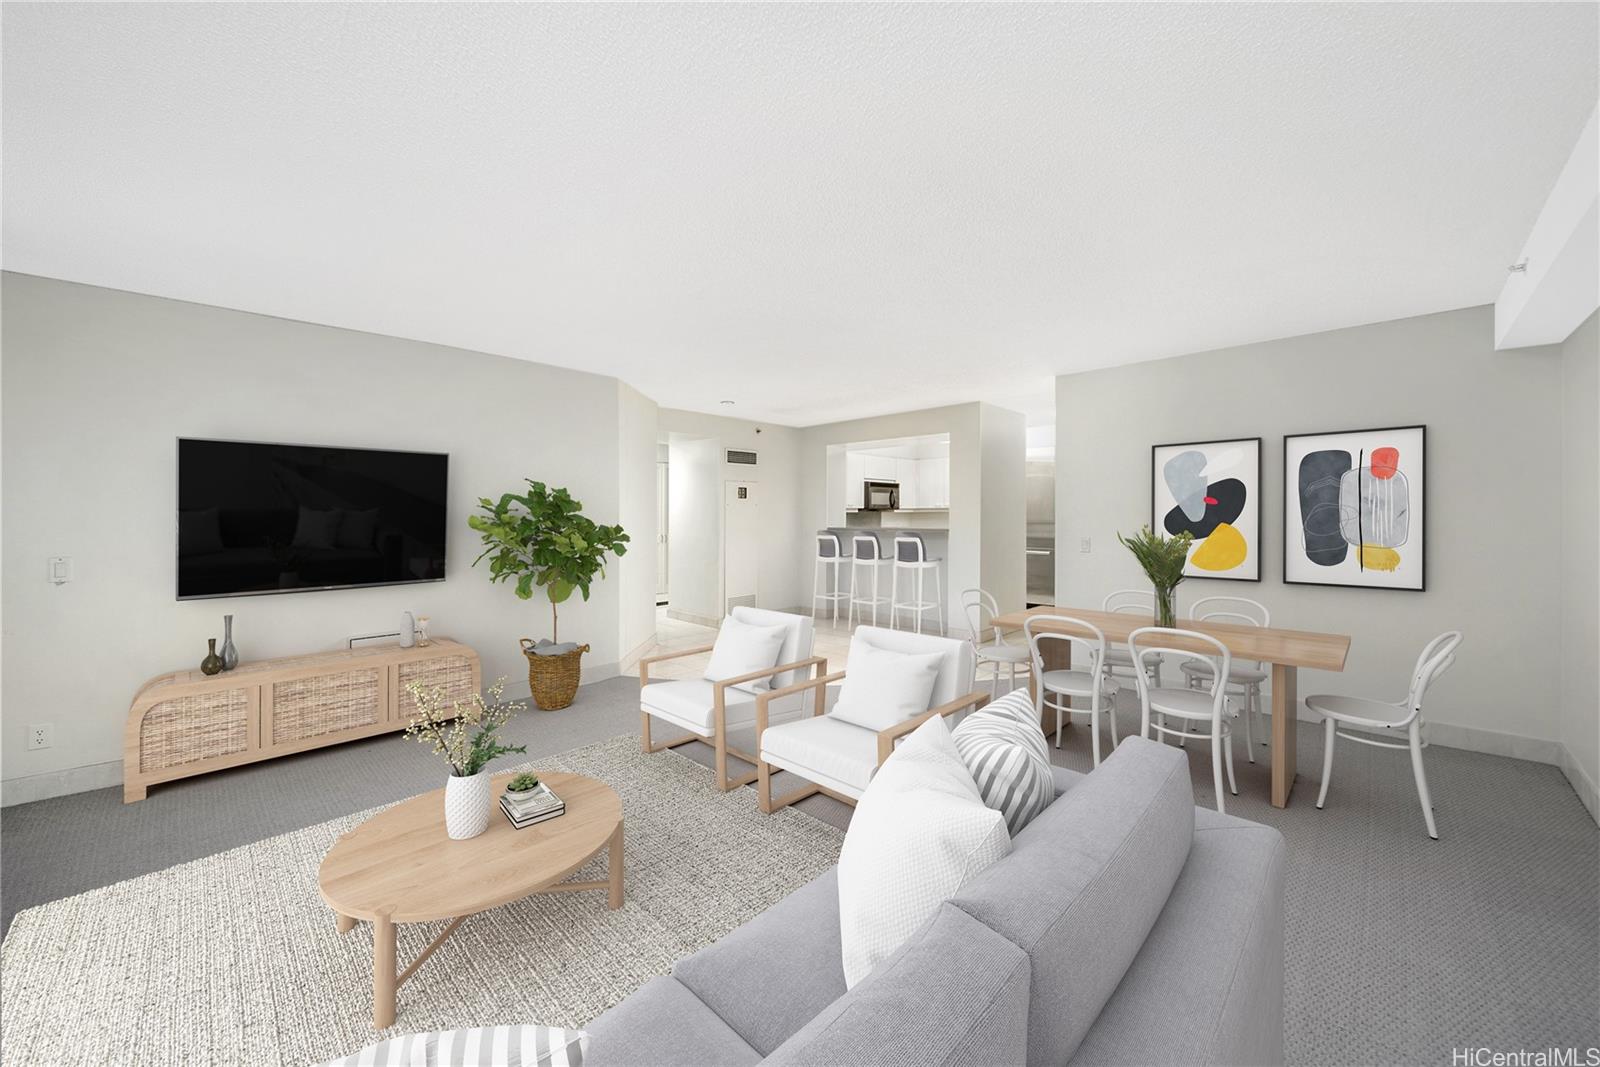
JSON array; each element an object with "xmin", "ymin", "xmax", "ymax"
[
  {"xmin": 951, "ymin": 690, "xmax": 1057, "ymax": 835},
  {"xmin": 321, "ymin": 1025, "xmax": 587, "ymax": 1067}
]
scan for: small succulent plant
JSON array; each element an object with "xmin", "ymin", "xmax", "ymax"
[{"xmin": 506, "ymin": 772, "xmax": 541, "ymax": 794}]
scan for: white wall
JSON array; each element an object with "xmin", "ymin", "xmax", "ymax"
[
  {"xmin": 615, "ymin": 382, "xmax": 660, "ymax": 664},
  {"xmin": 1056, "ymin": 304, "xmax": 1572, "ymax": 762},
  {"xmin": 979, "ymin": 405, "xmax": 1027, "ymax": 616},
  {"xmin": 659, "ymin": 409, "xmax": 804, "ymax": 621},
  {"xmin": 1559, "ymin": 310, "xmax": 1599, "ymax": 819},
  {"xmin": 0, "ymin": 274, "xmax": 648, "ymax": 802}
]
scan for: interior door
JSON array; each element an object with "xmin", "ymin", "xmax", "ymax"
[
  {"xmin": 656, "ymin": 462, "xmax": 669, "ymax": 600},
  {"xmin": 723, "ymin": 481, "xmax": 759, "ymax": 615}
]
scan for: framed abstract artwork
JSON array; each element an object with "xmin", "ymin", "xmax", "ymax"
[
  {"xmin": 1151, "ymin": 437, "xmax": 1261, "ymax": 582},
  {"xmin": 1283, "ymin": 425, "xmax": 1425, "ymax": 590}
]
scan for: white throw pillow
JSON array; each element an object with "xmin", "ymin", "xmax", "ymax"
[
  {"xmin": 703, "ymin": 614, "xmax": 788, "ymax": 693},
  {"xmin": 836, "ymin": 713, "xmax": 1011, "ymax": 988},
  {"xmin": 828, "ymin": 640, "xmax": 944, "ymax": 731}
]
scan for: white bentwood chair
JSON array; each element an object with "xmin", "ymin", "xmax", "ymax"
[
  {"xmin": 1307, "ymin": 631, "xmax": 1462, "ymax": 840},
  {"xmin": 962, "ymin": 588, "xmax": 1031, "ymax": 698},
  {"xmin": 1101, "ymin": 589, "xmax": 1163, "ymax": 689},
  {"xmin": 1181, "ymin": 596, "xmax": 1270, "ymax": 762},
  {"xmin": 753, "ymin": 627, "xmax": 981, "ymax": 812},
  {"xmin": 638, "ymin": 607, "xmax": 825, "ymax": 791},
  {"xmin": 1025, "ymin": 615, "xmax": 1119, "ymax": 766},
  {"xmin": 1129, "ymin": 626, "xmax": 1238, "ymax": 813}
]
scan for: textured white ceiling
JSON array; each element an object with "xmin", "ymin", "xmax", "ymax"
[{"xmin": 3, "ymin": 4, "xmax": 1595, "ymax": 427}]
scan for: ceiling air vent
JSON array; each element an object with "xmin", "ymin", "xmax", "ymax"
[{"xmin": 726, "ymin": 449, "xmax": 758, "ymax": 466}]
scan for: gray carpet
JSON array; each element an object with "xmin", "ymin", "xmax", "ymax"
[{"xmin": 3, "ymin": 676, "xmax": 1597, "ymax": 1064}]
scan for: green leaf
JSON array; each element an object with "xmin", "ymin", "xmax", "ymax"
[{"xmin": 547, "ymin": 579, "xmax": 575, "ymax": 604}]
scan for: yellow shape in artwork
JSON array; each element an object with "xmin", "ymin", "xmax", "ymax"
[
  {"xmin": 1359, "ymin": 544, "xmax": 1401, "ymax": 572},
  {"xmin": 1191, "ymin": 523, "xmax": 1247, "ymax": 571}
]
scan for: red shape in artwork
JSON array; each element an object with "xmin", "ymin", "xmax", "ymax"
[
  {"xmin": 1203, "ymin": 496, "xmax": 1218, "ymax": 505},
  {"xmin": 1370, "ymin": 447, "xmax": 1400, "ymax": 480}
]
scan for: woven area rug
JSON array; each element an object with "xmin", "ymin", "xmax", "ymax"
[{"xmin": 0, "ymin": 736, "xmax": 845, "ymax": 1067}]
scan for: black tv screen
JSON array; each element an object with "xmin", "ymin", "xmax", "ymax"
[{"xmin": 177, "ymin": 438, "xmax": 448, "ymax": 600}]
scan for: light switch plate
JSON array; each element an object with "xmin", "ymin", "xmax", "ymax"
[
  {"xmin": 47, "ymin": 556, "xmax": 72, "ymax": 584},
  {"xmin": 1080, "ymin": 538, "xmax": 1092, "ymax": 553}
]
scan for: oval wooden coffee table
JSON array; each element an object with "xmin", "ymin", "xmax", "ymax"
[{"xmin": 318, "ymin": 770, "xmax": 623, "ymax": 1027}]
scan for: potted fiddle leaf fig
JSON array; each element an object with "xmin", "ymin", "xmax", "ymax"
[{"xmin": 468, "ymin": 481, "xmax": 629, "ymax": 710}]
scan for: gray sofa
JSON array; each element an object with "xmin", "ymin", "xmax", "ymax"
[{"xmin": 586, "ymin": 736, "xmax": 1287, "ymax": 1066}]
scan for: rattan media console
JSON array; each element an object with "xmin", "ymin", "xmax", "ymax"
[{"xmin": 122, "ymin": 638, "xmax": 480, "ymax": 802}]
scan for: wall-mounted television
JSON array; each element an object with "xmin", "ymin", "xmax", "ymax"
[{"xmin": 177, "ymin": 438, "xmax": 448, "ymax": 600}]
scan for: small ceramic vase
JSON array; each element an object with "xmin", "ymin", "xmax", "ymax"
[
  {"xmin": 220, "ymin": 614, "xmax": 239, "ymax": 671},
  {"xmin": 200, "ymin": 638, "xmax": 223, "ymax": 676},
  {"xmin": 444, "ymin": 771, "xmax": 492, "ymax": 840}
]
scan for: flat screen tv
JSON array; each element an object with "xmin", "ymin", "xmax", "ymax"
[{"xmin": 177, "ymin": 438, "xmax": 448, "ymax": 600}]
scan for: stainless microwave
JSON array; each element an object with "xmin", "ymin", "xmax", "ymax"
[{"xmin": 862, "ymin": 480, "xmax": 899, "ymax": 510}]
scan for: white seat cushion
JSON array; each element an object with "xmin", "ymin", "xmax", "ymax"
[
  {"xmin": 829, "ymin": 640, "xmax": 943, "ymax": 731},
  {"xmin": 1306, "ymin": 694, "xmax": 1409, "ymax": 728},
  {"xmin": 1039, "ymin": 668, "xmax": 1116, "ymax": 698},
  {"xmin": 759, "ymin": 714, "xmax": 881, "ymax": 798},
  {"xmin": 641, "ymin": 679, "xmax": 757, "ymax": 736},
  {"xmin": 704, "ymin": 615, "xmax": 788, "ymax": 693},
  {"xmin": 1146, "ymin": 686, "xmax": 1224, "ymax": 720},
  {"xmin": 836, "ymin": 714, "xmax": 1010, "ymax": 988},
  {"xmin": 1180, "ymin": 659, "xmax": 1267, "ymax": 685},
  {"xmin": 976, "ymin": 641, "xmax": 1030, "ymax": 664}
]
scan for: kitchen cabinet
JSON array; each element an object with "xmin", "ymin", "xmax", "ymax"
[
  {"xmin": 894, "ymin": 458, "xmax": 918, "ymax": 505},
  {"xmin": 845, "ymin": 453, "xmax": 865, "ymax": 507},
  {"xmin": 865, "ymin": 455, "xmax": 895, "ymax": 481}
]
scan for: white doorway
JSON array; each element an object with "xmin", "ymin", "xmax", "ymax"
[
  {"xmin": 724, "ymin": 481, "xmax": 759, "ymax": 615},
  {"xmin": 656, "ymin": 461, "xmax": 670, "ymax": 603}
]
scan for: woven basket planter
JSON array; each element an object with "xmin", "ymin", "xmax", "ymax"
[{"xmin": 519, "ymin": 639, "xmax": 589, "ymax": 710}]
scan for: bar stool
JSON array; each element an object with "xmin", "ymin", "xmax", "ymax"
[
  {"xmin": 890, "ymin": 533, "xmax": 944, "ymax": 635},
  {"xmin": 848, "ymin": 533, "xmax": 892, "ymax": 627},
  {"xmin": 811, "ymin": 532, "xmax": 851, "ymax": 624}
]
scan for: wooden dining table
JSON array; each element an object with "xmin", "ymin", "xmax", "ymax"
[{"xmin": 991, "ymin": 606, "xmax": 1351, "ymax": 808}]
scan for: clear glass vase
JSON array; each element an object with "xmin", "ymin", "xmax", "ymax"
[{"xmin": 1155, "ymin": 586, "xmax": 1177, "ymax": 628}]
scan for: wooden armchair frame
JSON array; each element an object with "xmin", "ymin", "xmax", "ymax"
[
  {"xmin": 639, "ymin": 644, "xmax": 828, "ymax": 791},
  {"xmin": 754, "ymin": 672, "xmax": 991, "ymax": 813}
]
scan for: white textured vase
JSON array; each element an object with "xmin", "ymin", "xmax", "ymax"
[{"xmin": 444, "ymin": 772, "xmax": 492, "ymax": 840}]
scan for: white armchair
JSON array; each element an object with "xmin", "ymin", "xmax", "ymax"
[
  {"xmin": 638, "ymin": 607, "xmax": 825, "ymax": 792},
  {"xmin": 754, "ymin": 626, "xmax": 983, "ymax": 813}
]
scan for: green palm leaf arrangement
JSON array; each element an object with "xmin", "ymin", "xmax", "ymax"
[{"xmin": 1115, "ymin": 525, "xmax": 1194, "ymax": 626}]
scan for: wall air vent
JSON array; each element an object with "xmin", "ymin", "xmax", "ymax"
[
  {"xmin": 726, "ymin": 449, "xmax": 758, "ymax": 466},
  {"xmin": 726, "ymin": 594, "xmax": 758, "ymax": 614}
]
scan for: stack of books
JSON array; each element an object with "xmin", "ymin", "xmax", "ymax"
[{"xmin": 500, "ymin": 782, "xmax": 565, "ymax": 829}]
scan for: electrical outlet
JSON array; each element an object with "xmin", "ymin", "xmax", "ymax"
[
  {"xmin": 27, "ymin": 723, "xmax": 52, "ymax": 750},
  {"xmin": 1080, "ymin": 538, "xmax": 1092, "ymax": 553}
]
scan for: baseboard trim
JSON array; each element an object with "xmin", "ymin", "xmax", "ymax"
[
  {"xmin": 1558, "ymin": 745, "xmax": 1600, "ymax": 825},
  {"xmin": 665, "ymin": 608, "xmax": 720, "ymax": 628},
  {"xmin": 2, "ymin": 760, "xmax": 123, "ymax": 807}
]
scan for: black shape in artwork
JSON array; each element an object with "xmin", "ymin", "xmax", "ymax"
[
  {"xmin": 1298, "ymin": 450, "xmax": 1351, "ymax": 567},
  {"xmin": 1163, "ymin": 478, "xmax": 1247, "ymax": 538}
]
